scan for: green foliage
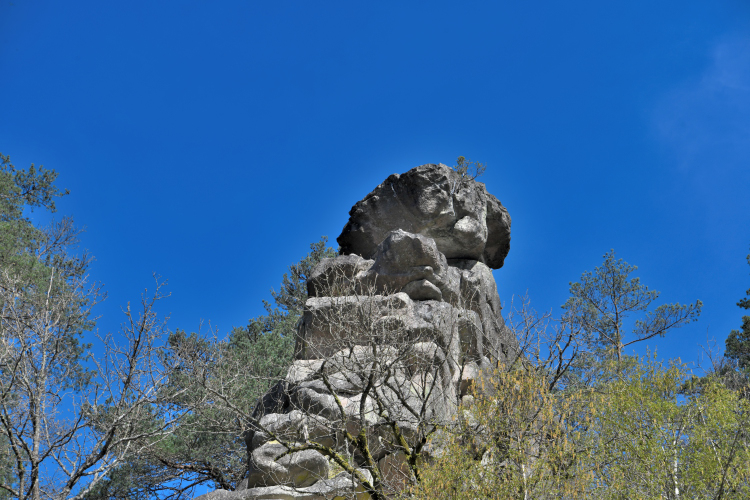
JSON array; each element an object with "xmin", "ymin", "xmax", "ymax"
[
  {"xmin": 0, "ymin": 153, "xmax": 68, "ymax": 218},
  {"xmin": 414, "ymin": 356, "xmax": 750, "ymax": 500},
  {"xmin": 726, "ymin": 316, "xmax": 750, "ymax": 372},
  {"xmin": 563, "ymin": 250, "xmax": 702, "ymax": 364},
  {"xmin": 726, "ymin": 250, "xmax": 750, "ymax": 373},
  {"xmin": 413, "ymin": 366, "xmax": 595, "ymax": 500},
  {"xmin": 452, "ymin": 155, "xmax": 486, "ymax": 180},
  {"xmin": 0, "ymin": 153, "xmax": 98, "ymax": 499},
  {"xmin": 584, "ymin": 356, "xmax": 750, "ymax": 499},
  {"xmin": 0, "ymin": 153, "xmax": 78, "ymax": 284}
]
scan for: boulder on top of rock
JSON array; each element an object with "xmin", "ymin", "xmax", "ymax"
[{"xmin": 337, "ymin": 164, "xmax": 511, "ymax": 269}]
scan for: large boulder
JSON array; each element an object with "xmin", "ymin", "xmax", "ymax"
[
  {"xmin": 337, "ymin": 164, "xmax": 511, "ymax": 269},
  {"xmin": 294, "ymin": 292, "xmax": 416, "ymax": 360},
  {"xmin": 246, "ymin": 442, "xmax": 329, "ymax": 488},
  {"xmin": 306, "ymin": 254, "xmax": 374, "ymax": 298},
  {"xmin": 194, "ymin": 470, "xmax": 373, "ymax": 500},
  {"xmin": 250, "ymin": 411, "xmax": 336, "ymax": 451}
]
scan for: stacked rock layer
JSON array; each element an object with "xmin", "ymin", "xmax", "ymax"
[{"xmin": 197, "ymin": 164, "xmax": 514, "ymax": 500}]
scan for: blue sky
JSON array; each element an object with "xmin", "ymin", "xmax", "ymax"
[{"xmin": 2, "ymin": 0, "xmax": 750, "ymax": 372}]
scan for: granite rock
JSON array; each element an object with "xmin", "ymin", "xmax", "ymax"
[{"xmin": 337, "ymin": 164, "xmax": 510, "ymax": 269}]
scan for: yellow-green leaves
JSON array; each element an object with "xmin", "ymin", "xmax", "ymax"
[
  {"xmin": 587, "ymin": 356, "xmax": 750, "ymax": 499},
  {"xmin": 411, "ymin": 357, "xmax": 750, "ymax": 500}
]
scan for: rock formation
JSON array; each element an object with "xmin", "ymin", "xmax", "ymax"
[{"xmin": 196, "ymin": 163, "xmax": 514, "ymax": 500}]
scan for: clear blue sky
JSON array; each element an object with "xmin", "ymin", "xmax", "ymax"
[{"xmin": 2, "ymin": 0, "xmax": 750, "ymax": 370}]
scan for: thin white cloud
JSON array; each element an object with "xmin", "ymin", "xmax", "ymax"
[{"xmin": 654, "ymin": 35, "xmax": 750, "ymax": 174}]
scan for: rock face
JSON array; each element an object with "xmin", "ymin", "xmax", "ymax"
[
  {"xmin": 196, "ymin": 163, "xmax": 514, "ymax": 499},
  {"xmin": 195, "ymin": 470, "xmax": 373, "ymax": 500},
  {"xmin": 337, "ymin": 164, "xmax": 511, "ymax": 269}
]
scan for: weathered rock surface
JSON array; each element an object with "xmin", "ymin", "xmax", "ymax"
[
  {"xmin": 306, "ymin": 254, "xmax": 374, "ymax": 298},
  {"xmin": 337, "ymin": 164, "xmax": 511, "ymax": 269},
  {"xmin": 196, "ymin": 163, "xmax": 515, "ymax": 499},
  {"xmin": 484, "ymin": 194, "xmax": 513, "ymax": 269},
  {"xmin": 246, "ymin": 442, "xmax": 328, "ymax": 488},
  {"xmin": 194, "ymin": 470, "xmax": 373, "ymax": 500},
  {"xmin": 378, "ymin": 451, "xmax": 412, "ymax": 492},
  {"xmin": 294, "ymin": 292, "xmax": 414, "ymax": 360},
  {"xmin": 250, "ymin": 411, "xmax": 335, "ymax": 451},
  {"xmin": 308, "ymin": 230, "xmax": 461, "ymax": 304}
]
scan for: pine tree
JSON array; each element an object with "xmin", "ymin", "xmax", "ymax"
[
  {"xmin": 726, "ymin": 251, "xmax": 750, "ymax": 372},
  {"xmin": 0, "ymin": 153, "xmax": 75, "ymax": 500},
  {"xmin": 563, "ymin": 250, "xmax": 702, "ymax": 366}
]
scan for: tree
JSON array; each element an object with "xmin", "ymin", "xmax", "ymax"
[
  {"xmin": 563, "ymin": 250, "xmax": 702, "ymax": 365},
  {"xmin": 412, "ymin": 254, "xmax": 715, "ymax": 500},
  {"xmin": 583, "ymin": 356, "xmax": 750, "ymax": 499},
  {"xmin": 725, "ymin": 250, "xmax": 750, "ymax": 373},
  {"xmin": 410, "ymin": 294, "xmax": 597, "ymax": 500},
  {"xmin": 452, "ymin": 156, "xmax": 486, "ymax": 181},
  {"xmin": 450, "ymin": 156, "xmax": 486, "ymax": 195},
  {"xmin": 84, "ymin": 238, "xmax": 336, "ymax": 498},
  {"xmin": 0, "ymin": 152, "xmax": 85, "ymax": 499},
  {"xmin": 0, "ymin": 258, "xmax": 183, "ymax": 500},
  {"xmin": 412, "ymin": 366, "xmax": 596, "ymax": 500},
  {"xmin": 413, "ymin": 333, "xmax": 750, "ymax": 500},
  {"xmin": 0, "ymin": 153, "xmax": 184, "ymax": 499}
]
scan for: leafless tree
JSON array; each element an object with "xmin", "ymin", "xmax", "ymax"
[{"xmin": 0, "ymin": 258, "xmax": 188, "ymax": 499}]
